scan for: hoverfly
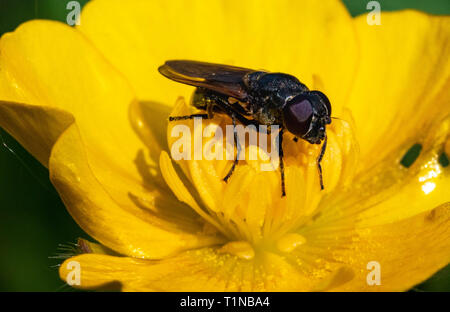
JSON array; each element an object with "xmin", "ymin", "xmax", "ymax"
[{"xmin": 159, "ymin": 60, "xmax": 331, "ymax": 197}]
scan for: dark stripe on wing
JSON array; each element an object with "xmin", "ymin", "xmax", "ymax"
[{"xmin": 158, "ymin": 60, "xmax": 255, "ymax": 100}]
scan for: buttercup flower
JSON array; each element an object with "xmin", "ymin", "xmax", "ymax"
[{"xmin": 0, "ymin": 0, "xmax": 449, "ymax": 291}]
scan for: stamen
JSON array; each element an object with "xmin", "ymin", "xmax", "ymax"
[{"xmin": 163, "ymin": 98, "xmax": 354, "ymax": 248}]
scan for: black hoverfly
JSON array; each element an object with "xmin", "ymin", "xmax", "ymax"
[{"xmin": 159, "ymin": 60, "xmax": 332, "ymax": 197}]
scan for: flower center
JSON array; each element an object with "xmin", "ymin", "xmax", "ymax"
[{"xmin": 162, "ymin": 97, "xmax": 357, "ymax": 252}]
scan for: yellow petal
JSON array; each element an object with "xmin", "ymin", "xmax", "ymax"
[
  {"xmin": 78, "ymin": 0, "xmax": 358, "ymax": 112},
  {"xmin": 58, "ymin": 248, "xmax": 325, "ymax": 291},
  {"xmin": 348, "ymin": 11, "xmax": 450, "ymax": 170},
  {"xmin": 0, "ymin": 20, "xmax": 219, "ymax": 257},
  {"xmin": 129, "ymin": 100, "xmax": 172, "ymax": 166},
  {"xmin": 159, "ymin": 150, "xmax": 229, "ymax": 237},
  {"xmin": 314, "ymin": 114, "xmax": 450, "ymax": 228},
  {"xmin": 59, "ymin": 201, "xmax": 450, "ymax": 292},
  {"xmin": 76, "ymin": 238, "xmax": 118, "ymax": 256},
  {"xmin": 50, "ymin": 123, "xmax": 223, "ymax": 259},
  {"xmin": 285, "ymin": 117, "xmax": 450, "ymax": 291},
  {"xmin": 332, "ymin": 203, "xmax": 450, "ymax": 291},
  {"xmin": 0, "ymin": 20, "xmax": 151, "ymax": 205},
  {"xmin": 1, "ymin": 19, "xmax": 167, "ymax": 197},
  {"xmin": 0, "ymin": 101, "xmax": 73, "ymax": 167}
]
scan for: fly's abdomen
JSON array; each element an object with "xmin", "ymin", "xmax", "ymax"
[{"xmin": 192, "ymin": 88, "xmax": 212, "ymax": 110}]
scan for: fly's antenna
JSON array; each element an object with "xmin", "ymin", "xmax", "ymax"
[{"xmin": 330, "ymin": 116, "xmax": 351, "ymax": 125}]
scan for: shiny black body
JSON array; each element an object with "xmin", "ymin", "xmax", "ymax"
[{"xmin": 159, "ymin": 60, "xmax": 332, "ymax": 196}]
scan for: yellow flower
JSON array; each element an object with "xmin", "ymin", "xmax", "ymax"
[{"xmin": 0, "ymin": 0, "xmax": 449, "ymax": 291}]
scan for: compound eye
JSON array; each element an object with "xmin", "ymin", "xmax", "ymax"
[
  {"xmin": 283, "ymin": 95, "xmax": 313, "ymax": 137},
  {"xmin": 310, "ymin": 90, "xmax": 331, "ymax": 117}
]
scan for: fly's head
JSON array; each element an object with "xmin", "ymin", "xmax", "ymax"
[{"xmin": 282, "ymin": 90, "xmax": 331, "ymax": 144}]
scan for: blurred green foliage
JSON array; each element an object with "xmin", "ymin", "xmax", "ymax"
[
  {"xmin": 344, "ymin": 0, "xmax": 450, "ymax": 16},
  {"xmin": 0, "ymin": 0, "xmax": 449, "ymax": 291}
]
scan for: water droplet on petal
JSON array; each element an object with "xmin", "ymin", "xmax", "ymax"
[
  {"xmin": 276, "ymin": 233, "xmax": 307, "ymax": 253},
  {"xmin": 218, "ymin": 241, "xmax": 255, "ymax": 260}
]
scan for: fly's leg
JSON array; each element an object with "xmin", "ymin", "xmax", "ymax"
[
  {"xmin": 278, "ymin": 128, "xmax": 286, "ymax": 197},
  {"xmin": 317, "ymin": 135, "xmax": 327, "ymax": 190},
  {"xmin": 206, "ymin": 102, "xmax": 215, "ymax": 119},
  {"xmin": 168, "ymin": 113, "xmax": 210, "ymax": 121},
  {"xmin": 223, "ymin": 113, "xmax": 241, "ymax": 183}
]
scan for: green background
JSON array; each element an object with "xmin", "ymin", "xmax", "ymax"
[{"xmin": 0, "ymin": 0, "xmax": 449, "ymax": 292}]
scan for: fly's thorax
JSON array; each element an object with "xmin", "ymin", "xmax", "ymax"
[
  {"xmin": 245, "ymin": 73, "xmax": 310, "ymax": 127},
  {"xmin": 249, "ymin": 73, "xmax": 308, "ymax": 105},
  {"xmin": 242, "ymin": 71, "xmax": 267, "ymax": 90}
]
